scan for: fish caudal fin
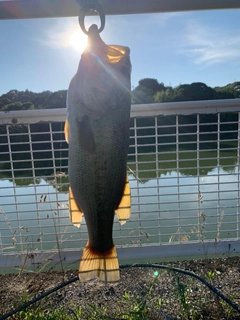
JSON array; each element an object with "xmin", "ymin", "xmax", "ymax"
[
  {"xmin": 79, "ymin": 243, "xmax": 120, "ymax": 283},
  {"xmin": 116, "ymin": 176, "xmax": 131, "ymax": 225},
  {"xmin": 69, "ymin": 187, "xmax": 83, "ymax": 228}
]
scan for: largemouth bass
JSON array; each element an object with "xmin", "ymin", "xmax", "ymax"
[{"xmin": 65, "ymin": 24, "xmax": 131, "ymax": 283}]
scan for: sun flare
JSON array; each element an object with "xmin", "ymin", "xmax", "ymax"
[{"xmin": 69, "ymin": 30, "xmax": 88, "ymax": 52}]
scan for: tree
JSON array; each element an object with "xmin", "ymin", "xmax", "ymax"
[
  {"xmin": 154, "ymin": 87, "xmax": 174, "ymax": 102},
  {"xmin": 138, "ymin": 78, "xmax": 165, "ymax": 94},
  {"xmin": 2, "ymin": 101, "xmax": 34, "ymax": 111},
  {"xmin": 173, "ymin": 82, "xmax": 215, "ymax": 101},
  {"xmin": 132, "ymin": 86, "xmax": 154, "ymax": 104},
  {"xmin": 214, "ymin": 82, "xmax": 240, "ymax": 99},
  {"xmin": 22, "ymin": 102, "xmax": 34, "ymax": 110},
  {"xmin": 132, "ymin": 78, "xmax": 166, "ymax": 104}
]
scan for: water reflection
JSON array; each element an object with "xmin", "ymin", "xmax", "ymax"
[
  {"xmin": 0, "ymin": 123, "xmax": 239, "ymax": 254},
  {"xmin": 0, "ymin": 141, "xmax": 238, "ymax": 186},
  {"xmin": 128, "ymin": 143, "xmax": 238, "ymax": 180}
]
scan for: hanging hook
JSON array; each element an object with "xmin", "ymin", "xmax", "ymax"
[{"xmin": 77, "ymin": 0, "xmax": 105, "ymax": 35}]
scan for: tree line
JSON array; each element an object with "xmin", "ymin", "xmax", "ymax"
[
  {"xmin": 0, "ymin": 79, "xmax": 240, "ymax": 111},
  {"xmin": 131, "ymin": 79, "xmax": 240, "ymax": 104},
  {"xmin": 0, "ymin": 89, "xmax": 66, "ymax": 111}
]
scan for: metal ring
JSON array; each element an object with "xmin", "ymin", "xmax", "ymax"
[{"xmin": 78, "ymin": 3, "xmax": 105, "ymax": 35}]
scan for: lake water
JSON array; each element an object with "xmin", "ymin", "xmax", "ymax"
[{"xmin": 0, "ymin": 139, "xmax": 239, "ymax": 257}]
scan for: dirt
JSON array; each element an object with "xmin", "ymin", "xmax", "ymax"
[{"xmin": 0, "ymin": 256, "xmax": 240, "ymax": 319}]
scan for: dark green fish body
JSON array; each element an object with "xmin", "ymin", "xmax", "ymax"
[{"xmin": 65, "ymin": 24, "xmax": 131, "ymax": 283}]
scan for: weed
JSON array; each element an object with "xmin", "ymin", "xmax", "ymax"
[
  {"xmin": 206, "ymin": 270, "xmax": 215, "ymax": 284},
  {"xmin": 67, "ymin": 305, "xmax": 82, "ymax": 320},
  {"xmin": 198, "ymin": 190, "xmax": 206, "ymax": 244},
  {"xmin": 85, "ymin": 304, "xmax": 108, "ymax": 320},
  {"xmin": 175, "ymin": 277, "xmax": 189, "ymax": 315},
  {"xmin": 118, "ymin": 271, "xmax": 163, "ymax": 319},
  {"xmin": 174, "ymin": 276, "xmax": 202, "ymax": 320},
  {"xmin": 14, "ymin": 306, "xmax": 81, "ymax": 320},
  {"xmin": 119, "ymin": 291, "xmax": 149, "ymax": 319},
  {"xmin": 12, "ymin": 291, "xmax": 83, "ymax": 320},
  {"xmin": 220, "ymin": 293, "xmax": 235, "ymax": 320},
  {"xmin": 169, "ymin": 227, "xmax": 190, "ymax": 243}
]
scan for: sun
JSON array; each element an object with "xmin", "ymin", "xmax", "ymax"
[{"xmin": 69, "ymin": 30, "xmax": 88, "ymax": 52}]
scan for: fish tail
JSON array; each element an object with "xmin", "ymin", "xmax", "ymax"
[{"xmin": 79, "ymin": 242, "xmax": 120, "ymax": 284}]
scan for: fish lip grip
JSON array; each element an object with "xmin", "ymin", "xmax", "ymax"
[{"xmin": 78, "ymin": 1, "xmax": 105, "ymax": 35}]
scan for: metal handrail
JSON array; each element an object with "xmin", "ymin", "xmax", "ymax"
[
  {"xmin": 1, "ymin": 99, "xmax": 240, "ymax": 124},
  {"xmin": 0, "ymin": 0, "xmax": 240, "ymax": 20}
]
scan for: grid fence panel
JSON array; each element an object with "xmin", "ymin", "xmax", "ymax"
[{"xmin": 0, "ymin": 99, "xmax": 240, "ymax": 269}]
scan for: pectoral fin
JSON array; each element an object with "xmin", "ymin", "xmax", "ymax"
[
  {"xmin": 116, "ymin": 176, "xmax": 131, "ymax": 225},
  {"xmin": 69, "ymin": 187, "xmax": 83, "ymax": 228},
  {"xmin": 64, "ymin": 119, "xmax": 70, "ymax": 143}
]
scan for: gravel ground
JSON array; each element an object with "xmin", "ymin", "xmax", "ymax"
[{"xmin": 0, "ymin": 256, "xmax": 240, "ymax": 319}]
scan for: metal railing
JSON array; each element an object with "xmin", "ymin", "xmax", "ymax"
[
  {"xmin": 1, "ymin": 0, "xmax": 240, "ymax": 20},
  {"xmin": 0, "ymin": 99, "xmax": 240, "ymax": 269}
]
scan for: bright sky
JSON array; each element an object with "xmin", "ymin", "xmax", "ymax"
[{"xmin": 1, "ymin": 9, "xmax": 240, "ymax": 95}]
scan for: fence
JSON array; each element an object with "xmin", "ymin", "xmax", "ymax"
[{"xmin": 0, "ymin": 98, "xmax": 240, "ymax": 270}]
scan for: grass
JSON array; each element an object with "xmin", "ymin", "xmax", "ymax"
[
  {"xmin": 9, "ymin": 272, "xmax": 163, "ymax": 320},
  {"xmin": 12, "ymin": 302, "xmax": 83, "ymax": 320},
  {"xmin": 118, "ymin": 272, "xmax": 163, "ymax": 319},
  {"xmin": 4, "ymin": 265, "xmax": 239, "ymax": 320},
  {"xmin": 10, "ymin": 284, "xmax": 162, "ymax": 319}
]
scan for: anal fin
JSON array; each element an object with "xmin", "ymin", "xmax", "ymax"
[
  {"xmin": 116, "ymin": 176, "xmax": 131, "ymax": 225},
  {"xmin": 69, "ymin": 187, "xmax": 83, "ymax": 228},
  {"xmin": 79, "ymin": 242, "xmax": 119, "ymax": 284}
]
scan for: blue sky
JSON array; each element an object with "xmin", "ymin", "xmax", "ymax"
[{"xmin": 1, "ymin": 9, "xmax": 240, "ymax": 95}]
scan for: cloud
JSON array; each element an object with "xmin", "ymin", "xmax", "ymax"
[
  {"xmin": 38, "ymin": 18, "xmax": 87, "ymax": 49},
  {"xmin": 141, "ymin": 12, "xmax": 185, "ymax": 27},
  {"xmin": 181, "ymin": 21, "xmax": 240, "ymax": 66},
  {"xmin": 107, "ymin": 11, "xmax": 186, "ymax": 32}
]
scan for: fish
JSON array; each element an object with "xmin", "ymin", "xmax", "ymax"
[{"xmin": 64, "ymin": 24, "xmax": 131, "ymax": 283}]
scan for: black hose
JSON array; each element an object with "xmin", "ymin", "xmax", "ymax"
[{"xmin": 0, "ymin": 263, "xmax": 239, "ymax": 320}]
